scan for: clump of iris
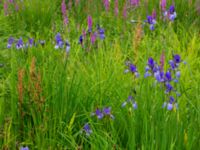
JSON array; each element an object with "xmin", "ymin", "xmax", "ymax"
[
  {"xmin": 78, "ymin": 16, "xmax": 105, "ymax": 47},
  {"xmin": 91, "ymin": 107, "xmax": 114, "ymax": 120},
  {"xmin": 124, "ymin": 61, "xmax": 139, "ymax": 78},
  {"xmin": 144, "ymin": 53, "xmax": 182, "ymax": 110},
  {"xmin": 146, "ymin": 13, "xmax": 156, "ymax": 31},
  {"xmin": 121, "ymin": 96, "xmax": 138, "ymax": 110},
  {"xmin": 6, "ymin": 37, "xmax": 47, "ymax": 49},
  {"xmin": 54, "ymin": 33, "xmax": 70, "ymax": 53},
  {"xmin": 163, "ymin": 5, "xmax": 177, "ymax": 21},
  {"xmin": 82, "ymin": 123, "xmax": 92, "ymax": 136}
]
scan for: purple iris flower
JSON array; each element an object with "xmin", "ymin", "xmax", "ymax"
[
  {"xmin": 169, "ymin": 96, "xmax": 175, "ymax": 103},
  {"xmin": 20, "ymin": 146, "xmax": 29, "ymax": 150},
  {"xmin": 29, "ymin": 38, "xmax": 34, "ymax": 47},
  {"xmin": 79, "ymin": 35, "xmax": 83, "ymax": 44},
  {"xmin": 83, "ymin": 123, "xmax": 92, "ymax": 136},
  {"xmin": 169, "ymin": 5, "xmax": 175, "ymax": 14},
  {"xmin": 169, "ymin": 60, "xmax": 176, "ymax": 70},
  {"xmin": 122, "ymin": 96, "xmax": 137, "ymax": 110},
  {"xmin": 129, "ymin": 64, "xmax": 137, "ymax": 73},
  {"xmin": 98, "ymin": 28, "xmax": 105, "ymax": 40},
  {"xmin": 65, "ymin": 40, "xmax": 70, "ymax": 53},
  {"xmin": 7, "ymin": 37, "xmax": 14, "ymax": 48},
  {"xmin": 146, "ymin": 16, "xmax": 156, "ymax": 30},
  {"xmin": 165, "ymin": 71, "xmax": 172, "ymax": 81},
  {"xmin": 173, "ymin": 54, "xmax": 181, "ymax": 63},
  {"xmin": 132, "ymin": 102, "xmax": 138, "ymax": 109},
  {"xmin": 95, "ymin": 108, "xmax": 104, "ymax": 119},
  {"xmin": 128, "ymin": 64, "xmax": 139, "ymax": 77},
  {"xmin": 154, "ymin": 71, "xmax": 164, "ymax": 82},
  {"xmin": 167, "ymin": 103, "xmax": 173, "ymax": 110},
  {"xmin": 103, "ymin": 107, "xmax": 114, "ymax": 119},
  {"xmin": 55, "ymin": 33, "xmax": 64, "ymax": 49},
  {"xmin": 176, "ymin": 71, "xmax": 180, "ymax": 78},
  {"xmin": 147, "ymin": 16, "xmax": 153, "ymax": 24},
  {"xmin": 165, "ymin": 82, "xmax": 173, "ymax": 93},
  {"xmin": 168, "ymin": 5, "xmax": 177, "ymax": 21},
  {"xmin": 148, "ymin": 57, "xmax": 156, "ymax": 69},
  {"xmin": 16, "ymin": 37, "xmax": 24, "ymax": 49},
  {"xmin": 167, "ymin": 96, "xmax": 175, "ymax": 110}
]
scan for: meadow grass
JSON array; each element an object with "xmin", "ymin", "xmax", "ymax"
[{"xmin": 0, "ymin": 0, "xmax": 200, "ymax": 149}]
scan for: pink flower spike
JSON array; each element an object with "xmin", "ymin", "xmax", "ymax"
[
  {"xmin": 87, "ymin": 15, "xmax": 92, "ymax": 30},
  {"xmin": 103, "ymin": 0, "xmax": 110, "ymax": 12},
  {"xmin": 152, "ymin": 9, "xmax": 156, "ymax": 19},
  {"xmin": 160, "ymin": 0, "xmax": 166, "ymax": 11},
  {"xmin": 115, "ymin": 0, "xmax": 119, "ymax": 16},
  {"xmin": 123, "ymin": 4, "xmax": 127, "ymax": 19}
]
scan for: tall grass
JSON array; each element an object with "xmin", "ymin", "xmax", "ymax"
[{"xmin": 0, "ymin": 0, "xmax": 200, "ymax": 149}]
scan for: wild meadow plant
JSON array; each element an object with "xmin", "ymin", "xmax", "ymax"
[{"xmin": 0, "ymin": 0, "xmax": 200, "ymax": 149}]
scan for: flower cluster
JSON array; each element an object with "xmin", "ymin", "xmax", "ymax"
[
  {"xmin": 146, "ymin": 10, "xmax": 157, "ymax": 30},
  {"xmin": 54, "ymin": 33, "xmax": 70, "ymax": 53},
  {"xmin": 79, "ymin": 16, "xmax": 105, "ymax": 47},
  {"xmin": 82, "ymin": 106, "xmax": 114, "ymax": 136},
  {"xmin": 91, "ymin": 107, "xmax": 114, "ymax": 120},
  {"xmin": 61, "ymin": 0, "xmax": 68, "ymax": 25},
  {"xmin": 121, "ymin": 96, "xmax": 137, "ymax": 110},
  {"xmin": 20, "ymin": 146, "xmax": 29, "ymax": 150},
  {"xmin": 163, "ymin": 5, "xmax": 177, "ymax": 21},
  {"xmin": 124, "ymin": 61, "xmax": 139, "ymax": 78},
  {"xmin": 82, "ymin": 123, "xmax": 92, "ymax": 136},
  {"xmin": 130, "ymin": 0, "xmax": 140, "ymax": 6},
  {"xmin": 144, "ymin": 54, "xmax": 182, "ymax": 110},
  {"xmin": 7, "ymin": 37, "xmax": 34, "ymax": 49}
]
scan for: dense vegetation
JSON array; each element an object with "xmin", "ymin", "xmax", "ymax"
[{"xmin": 0, "ymin": 0, "xmax": 200, "ymax": 149}]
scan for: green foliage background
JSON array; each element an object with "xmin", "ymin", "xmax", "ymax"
[{"xmin": 0, "ymin": 0, "xmax": 200, "ymax": 149}]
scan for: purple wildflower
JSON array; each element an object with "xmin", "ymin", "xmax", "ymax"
[
  {"xmin": 167, "ymin": 103, "xmax": 173, "ymax": 110},
  {"xmin": 98, "ymin": 28, "xmax": 105, "ymax": 40},
  {"xmin": 165, "ymin": 71, "xmax": 172, "ymax": 81},
  {"xmin": 114, "ymin": 0, "xmax": 119, "ymax": 16},
  {"xmin": 79, "ymin": 35, "xmax": 83, "ymax": 44},
  {"xmin": 160, "ymin": 0, "xmax": 166, "ymax": 11},
  {"xmin": 55, "ymin": 33, "xmax": 64, "ymax": 49},
  {"xmin": 103, "ymin": 0, "xmax": 110, "ymax": 12},
  {"xmin": 95, "ymin": 108, "xmax": 104, "ymax": 119},
  {"xmin": 146, "ymin": 15, "xmax": 156, "ymax": 30},
  {"xmin": 130, "ymin": 0, "xmax": 140, "ymax": 6},
  {"xmin": 29, "ymin": 38, "xmax": 34, "ymax": 47},
  {"xmin": 160, "ymin": 51, "xmax": 165, "ymax": 71},
  {"xmin": 129, "ymin": 64, "xmax": 137, "ymax": 73},
  {"xmin": 123, "ymin": 4, "xmax": 127, "ymax": 19},
  {"xmin": 176, "ymin": 71, "xmax": 180, "ymax": 78},
  {"xmin": 16, "ymin": 38, "xmax": 24, "ymax": 49},
  {"xmin": 65, "ymin": 40, "xmax": 70, "ymax": 53},
  {"xmin": 168, "ymin": 5, "xmax": 177, "ymax": 21},
  {"xmin": 90, "ymin": 32, "xmax": 97, "ymax": 44},
  {"xmin": 165, "ymin": 82, "xmax": 173, "ymax": 93},
  {"xmin": 83, "ymin": 123, "xmax": 92, "ymax": 136},
  {"xmin": 87, "ymin": 15, "xmax": 93, "ymax": 32},
  {"xmin": 20, "ymin": 146, "xmax": 29, "ymax": 150},
  {"xmin": 152, "ymin": 9, "xmax": 156, "ymax": 19},
  {"xmin": 61, "ymin": 0, "xmax": 68, "ymax": 25},
  {"xmin": 103, "ymin": 107, "xmax": 115, "ymax": 119},
  {"xmin": 7, "ymin": 37, "xmax": 14, "ymax": 48},
  {"xmin": 4, "ymin": 1, "xmax": 8, "ymax": 16},
  {"xmin": 148, "ymin": 57, "xmax": 156, "ymax": 69},
  {"xmin": 154, "ymin": 71, "xmax": 165, "ymax": 82},
  {"xmin": 173, "ymin": 54, "xmax": 181, "ymax": 64},
  {"xmin": 132, "ymin": 102, "xmax": 138, "ymax": 109}
]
